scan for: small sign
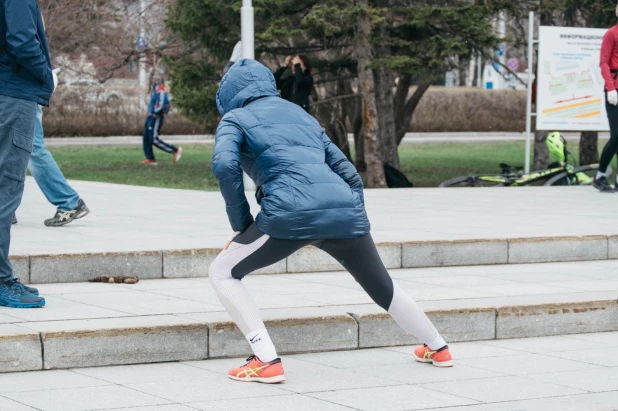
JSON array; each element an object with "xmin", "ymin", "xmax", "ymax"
[
  {"xmin": 496, "ymin": 45, "xmax": 505, "ymax": 57},
  {"xmin": 507, "ymin": 58, "xmax": 518, "ymax": 71}
]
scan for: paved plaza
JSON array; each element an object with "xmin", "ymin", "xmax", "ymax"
[
  {"xmin": 1, "ymin": 332, "xmax": 618, "ymax": 411},
  {"xmin": 11, "ymin": 178, "xmax": 618, "ymax": 255}
]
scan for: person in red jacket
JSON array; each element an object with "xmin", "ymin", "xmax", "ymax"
[{"xmin": 596, "ymin": 9, "xmax": 618, "ymax": 192}]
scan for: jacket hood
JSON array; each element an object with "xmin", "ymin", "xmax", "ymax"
[{"xmin": 216, "ymin": 59, "xmax": 279, "ymax": 115}]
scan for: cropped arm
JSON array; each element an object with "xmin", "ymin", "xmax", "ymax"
[
  {"xmin": 321, "ymin": 131, "xmax": 364, "ymax": 204},
  {"xmin": 212, "ymin": 113, "xmax": 254, "ymax": 232},
  {"xmin": 4, "ymin": 0, "xmax": 50, "ymax": 84}
]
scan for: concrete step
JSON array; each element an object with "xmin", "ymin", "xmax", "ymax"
[
  {"xmin": 1, "ymin": 261, "xmax": 616, "ymax": 372},
  {"xmin": 10, "ymin": 234, "xmax": 618, "ymax": 284}
]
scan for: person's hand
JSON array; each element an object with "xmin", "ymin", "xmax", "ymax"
[
  {"xmin": 284, "ymin": 56, "xmax": 292, "ymax": 67},
  {"xmin": 224, "ymin": 231, "xmax": 241, "ymax": 250},
  {"xmin": 609, "ymin": 90, "xmax": 618, "ymax": 106},
  {"xmin": 292, "ymin": 56, "xmax": 301, "ymax": 66},
  {"xmin": 52, "ymin": 68, "xmax": 61, "ymax": 91}
]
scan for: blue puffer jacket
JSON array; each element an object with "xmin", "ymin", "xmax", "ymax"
[
  {"xmin": 0, "ymin": 0, "xmax": 54, "ymax": 105},
  {"xmin": 213, "ymin": 59, "xmax": 370, "ymax": 239}
]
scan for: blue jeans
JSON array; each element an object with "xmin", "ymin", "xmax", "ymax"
[
  {"xmin": 0, "ymin": 95, "xmax": 37, "ymax": 282},
  {"xmin": 28, "ymin": 106, "xmax": 79, "ymax": 211}
]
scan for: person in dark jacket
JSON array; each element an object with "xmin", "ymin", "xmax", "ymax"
[
  {"xmin": 209, "ymin": 59, "xmax": 452, "ymax": 384},
  {"xmin": 141, "ymin": 81, "xmax": 182, "ymax": 165},
  {"xmin": 273, "ymin": 54, "xmax": 314, "ymax": 112},
  {"xmin": 0, "ymin": 0, "xmax": 51, "ymax": 308}
]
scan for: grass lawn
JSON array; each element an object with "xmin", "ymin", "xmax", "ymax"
[{"xmin": 46, "ymin": 140, "xmax": 590, "ymax": 190}]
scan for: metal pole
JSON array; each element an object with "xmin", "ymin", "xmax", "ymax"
[
  {"xmin": 241, "ymin": 0, "xmax": 255, "ymax": 59},
  {"xmin": 240, "ymin": 0, "xmax": 256, "ymax": 191},
  {"xmin": 477, "ymin": 54, "xmax": 482, "ymax": 88},
  {"xmin": 524, "ymin": 11, "xmax": 534, "ymax": 173}
]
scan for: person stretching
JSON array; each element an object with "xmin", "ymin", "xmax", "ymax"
[{"xmin": 209, "ymin": 59, "xmax": 453, "ymax": 384}]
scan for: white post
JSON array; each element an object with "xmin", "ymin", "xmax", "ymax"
[
  {"xmin": 240, "ymin": 0, "xmax": 256, "ymax": 191},
  {"xmin": 525, "ymin": 11, "xmax": 534, "ymax": 173},
  {"xmin": 241, "ymin": 0, "xmax": 255, "ymax": 60},
  {"xmin": 477, "ymin": 54, "xmax": 482, "ymax": 88}
]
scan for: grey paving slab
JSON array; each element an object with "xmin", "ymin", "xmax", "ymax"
[
  {"xmin": 124, "ymin": 378, "xmax": 288, "ymax": 403},
  {"xmin": 476, "ymin": 335, "xmax": 614, "ymax": 353},
  {"xmin": 0, "ymin": 370, "xmax": 109, "ymax": 393},
  {"xmin": 56, "ymin": 290, "xmax": 222, "ymax": 315},
  {"xmin": 72, "ymin": 362, "xmax": 220, "ymax": 384},
  {"xmin": 403, "ymin": 239, "xmax": 508, "ymax": 268},
  {"xmin": 508, "ymin": 235, "xmax": 608, "ymax": 264},
  {"xmin": 441, "ymin": 391, "xmax": 618, "ymax": 411},
  {"xmin": 355, "ymin": 362, "xmax": 505, "ymax": 384},
  {"xmin": 102, "ymin": 406, "xmax": 196, "ymax": 411},
  {"xmin": 189, "ymin": 394, "xmax": 354, "ymax": 411},
  {"xmin": 458, "ymin": 353, "xmax": 602, "ymax": 375},
  {"xmin": 308, "ymin": 384, "xmax": 478, "ymax": 411},
  {"xmin": 0, "ymin": 324, "xmax": 42, "ymax": 373},
  {"xmin": 526, "ymin": 368, "xmax": 618, "ymax": 393},
  {"xmin": 546, "ymin": 346, "xmax": 618, "ymax": 367},
  {"xmin": 20, "ymin": 316, "xmax": 208, "ymax": 369},
  {"xmin": 0, "ymin": 397, "xmax": 38, "ymax": 411},
  {"xmin": 2, "ymin": 385, "xmax": 171, "ymax": 411},
  {"xmin": 419, "ymin": 375, "xmax": 586, "ymax": 403},
  {"xmin": 30, "ymin": 251, "xmax": 163, "ymax": 284},
  {"xmin": 497, "ymin": 300, "xmax": 618, "ymax": 339},
  {"xmin": 1, "ymin": 296, "xmax": 131, "ymax": 322},
  {"xmin": 290, "ymin": 348, "xmax": 418, "ymax": 369},
  {"xmin": 563, "ymin": 331, "xmax": 618, "ymax": 346}
]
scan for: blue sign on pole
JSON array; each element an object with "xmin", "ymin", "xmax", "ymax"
[{"xmin": 496, "ymin": 45, "xmax": 505, "ymax": 57}]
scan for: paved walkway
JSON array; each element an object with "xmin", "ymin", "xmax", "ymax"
[
  {"xmin": 42, "ymin": 132, "xmax": 603, "ymax": 147},
  {"xmin": 11, "ymin": 179, "xmax": 618, "ymax": 255},
  {"xmin": 0, "ymin": 260, "xmax": 616, "ymax": 325},
  {"xmin": 1, "ymin": 331, "xmax": 617, "ymax": 410}
]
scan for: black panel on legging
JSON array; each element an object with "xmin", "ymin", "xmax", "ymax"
[
  {"xmin": 230, "ymin": 224, "xmax": 395, "ymax": 311},
  {"xmin": 317, "ymin": 234, "xmax": 394, "ymax": 311}
]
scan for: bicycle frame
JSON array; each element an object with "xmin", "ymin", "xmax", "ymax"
[{"xmin": 476, "ymin": 164, "xmax": 570, "ymax": 186}]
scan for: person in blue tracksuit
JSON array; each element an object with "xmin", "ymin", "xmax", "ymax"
[
  {"xmin": 0, "ymin": 0, "xmax": 50, "ymax": 308},
  {"xmin": 141, "ymin": 81, "xmax": 182, "ymax": 165},
  {"xmin": 209, "ymin": 59, "xmax": 452, "ymax": 384}
]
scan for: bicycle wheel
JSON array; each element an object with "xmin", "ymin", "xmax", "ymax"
[
  {"xmin": 439, "ymin": 175, "xmax": 506, "ymax": 187},
  {"xmin": 544, "ymin": 164, "xmax": 599, "ymax": 186}
]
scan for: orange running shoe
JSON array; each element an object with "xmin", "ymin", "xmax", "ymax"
[
  {"xmin": 140, "ymin": 159, "xmax": 158, "ymax": 166},
  {"xmin": 228, "ymin": 355, "xmax": 285, "ymax": 383},
  {"xmin": 414, "ymin": 344, "xmax": 453, "ymax": 367}
]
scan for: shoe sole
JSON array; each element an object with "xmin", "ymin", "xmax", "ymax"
[
  {"xmin": 414, "ymin": 354, "xmax": 453, "ymax": 368},
  {"xmin": 228, "ymin": 375, "xmax": 286, "ymax": 384},
  {"xmin": 45, "ymin": 216, "xmax": 76, "ymax": 227},
  {"xmin": 0, "ymin": 299, "xmax": 45, "ymax": 308}
]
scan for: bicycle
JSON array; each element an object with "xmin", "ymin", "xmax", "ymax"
[{"xmin": 439, "ymin": 132, "xmax": 600, "ymax": 187}]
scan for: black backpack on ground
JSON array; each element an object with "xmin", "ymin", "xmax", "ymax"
[{"xmin": 384, "ymin": 164, "xmax": 413, "ymax": 188}]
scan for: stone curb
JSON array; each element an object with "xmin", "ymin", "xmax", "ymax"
[
  {"xmin": 2, "ymin": 299, "xmax": 617, "ymax": 373},
  {"xmin": 9, "ymin": 234, "xmax": 618, "ymax": 284}
]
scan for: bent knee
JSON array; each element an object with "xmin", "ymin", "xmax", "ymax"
[{"xmin": 208, "ymin": 255, "xmax": 233, "ymax": 287}]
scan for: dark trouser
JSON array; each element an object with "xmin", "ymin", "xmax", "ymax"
[
  {"xmin": 142, "ymin": 114, "xmax": 177, "ymax": 160},
  {"xmin": 0, "ymin": 95, "xmax": 37, "ymax": 282},
  {"xmin": 231, "ymin": 224, "xmax": 394, "ymax": 309},
  {"xmin": 599, "ymin": 93, "xmax": 618, "ymax": 174}
]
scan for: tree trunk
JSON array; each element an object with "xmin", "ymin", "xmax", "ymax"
[
  {"xmin": 374, "ymin": 66, "xmax": 399, "ymax": 168},
  {"xmin": 354, "ymin": 0, "xmax": 386, "ymax": 188},
  {"xmin": 395, "ymin": 79, "xmax": 431, "ymax": 145},
  {"xmin": 533, "ymin": 130, "xmax": 548, "ymax": 170},
  {"xmin": 579, "ymin": 131, "xmax": 598, "ymax": 165}
]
